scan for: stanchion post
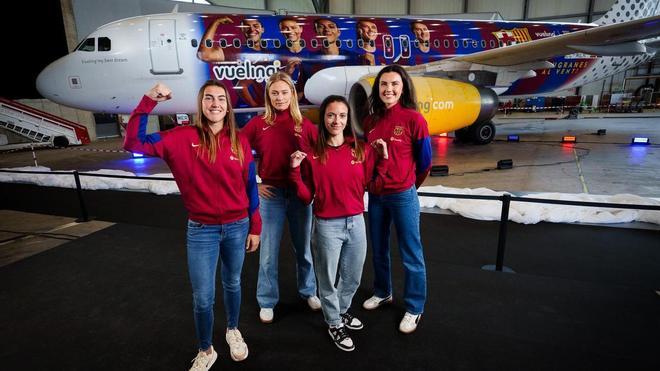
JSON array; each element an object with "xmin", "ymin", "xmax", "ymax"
[
  {"xmin": 495, "ymin": 194, "xmax": 511, "ymax": 271},
  {"xmin": 73, "ymin": 171, "xmax": 89, "ymax": 222}
]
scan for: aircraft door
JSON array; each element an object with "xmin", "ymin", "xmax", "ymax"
[{"xmin": 149, "ymin": 19, "xmax": 183, "ymax": 75}]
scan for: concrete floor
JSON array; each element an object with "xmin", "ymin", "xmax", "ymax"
[
  {"xmin": 1, "ymin": 116, "xmax": 658, "ymax": 197},
  {"xmin": 0, "ymin": 210, "xmax": 114, "ymax": 267}
]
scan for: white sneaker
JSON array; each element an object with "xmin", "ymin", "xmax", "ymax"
[
  {"xmin": 189, "ymin": 346, "xmax": 217, "ymax": 371},
  {"xmin": 259, "ymin": 308, "xmax": 274, "ymax": 323},
  {"xmin": 226, "ymin": 329, "xmax": 249, "ymax": 362},
  {"xmin": 307, "ymin": 295, "xmax": 322, "ymax": 311},
  {"xmin": 362, "ymin": 294, "xmax": 393, "ymax": 310},
  {"xmin": 399, "ymin": 312, "xmax": 421, "ymax": 334}
]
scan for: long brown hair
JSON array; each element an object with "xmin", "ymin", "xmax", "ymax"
[
  {"xmin": 194, "ymin": 80, "xmax": 243, "ymax": 164},
  {"xmin": 368, "ymin": 64, "xmax": 417, "ymax": 122},
  {"xmin": 263, "ymin": 72, "xmax": 303, "ymax": 129},
  {"xmin": 315, "ymin": 95, "xmax": 364, "ymax": 164}
]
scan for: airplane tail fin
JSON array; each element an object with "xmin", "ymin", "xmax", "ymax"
[{"xmin": 595, "ymin": 0, "xmax": 659, "ymax": 25}]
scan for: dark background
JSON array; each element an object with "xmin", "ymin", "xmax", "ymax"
[{"xmin": 2, "ymin": 1, "xmax": 69, "ymax": 99}]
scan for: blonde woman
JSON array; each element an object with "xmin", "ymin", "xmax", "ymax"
[{"xmin": 242, "ymin": 72, "xmax": 320, "ymax": 323}]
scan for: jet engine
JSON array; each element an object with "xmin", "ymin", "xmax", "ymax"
[{"xmin": 349, "ymin": 76, "xmax": 498, "ymax": 144}]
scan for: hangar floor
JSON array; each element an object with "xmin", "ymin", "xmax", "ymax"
[
  {"xmin": 0, "ymin": 196, "xmax": 658, "ymax": 370},
  {"xmin": 1, "ymin": 115, "xmax": 659, "ymax": 197},
  {"xmin": 1, "ymin": 114, "xmax": 658, "ymax": 369}
]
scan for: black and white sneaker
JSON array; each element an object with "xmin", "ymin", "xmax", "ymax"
[
  {"xmin": 340, "ymin": 312, "xmax": 364, "ymax": 330},
  {"xmin": 328, "ymin": 325, "xmax": 355, "ymax": 352}
]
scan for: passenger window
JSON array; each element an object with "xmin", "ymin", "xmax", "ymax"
[
  {"xmin": 336, "ymin": 40, "xmax": 341, "ymax": 48},
  {"xmin": 233, "ymin": 38, "xmax": 241, "ymax": 48},
  {"xmin": 311, "ymin": 39, "xmax": 318, "ymax": 48},
  {"xmin": 98, "ymin": 37, "xmax": 111, "ymax": 51},
  {"xmin": 481, "ymin": 40, "xmax": 486, "ymax": 48},
  {"xmin": 191, "ymin": 39, "xmax": 198, "ymax": 47},
  {"xmin": 433, "ymin": 39, "xmax": 440, "ymax": 48},
  {"xmin": 299, "ymin": 39, "xmax": 306, "ymax": 48},
  {"xmin": 273, "ymin": 39, "xmax": 281, "ymax": 48},
  {"xmin": 261, "ymin": 39, "xmax": 268, "ymax": 48},
  {"xmin": 462, "ymin": 40, "xmax": 468, "ymax": 48},
  {"xmin": 453, "ymin": 39, "xmax": 459, "ymax": 48},
  {"xmin": 357, "ymin": 39, "xmax": 364, "ymax": 48},
  {"xmin": 345, "ymin": 39, "xmax": 353, "ymax": 48},
  {"xmin": 78, "ymin": 38, "xmax": 95, "ymax": 52},
  {"xmin": 219, "ymin": 39, "xmax": 227, "ymax": 48},
  {"xmin": 443, "ymin": 39, "xmax": 449, "ymax": 48},
  {"xmin": 490, "ymin": 40, "xmax": 495, "ymax": 48}
]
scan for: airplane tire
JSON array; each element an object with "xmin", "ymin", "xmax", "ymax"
[
  {"xmin": 470, "ymin": 121, "xmax": 495, "ymax": 145},
  {"xmin": 53, "ymin": 136, "xmax": 69, "ymax": 148}
]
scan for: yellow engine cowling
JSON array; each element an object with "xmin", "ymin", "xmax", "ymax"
[{"xmin": 349, "ymin": 76, "xmax": 498, "ymax": 138}]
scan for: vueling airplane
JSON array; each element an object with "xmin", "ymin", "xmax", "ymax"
[{"xmin": 36, "ymin": 0, "xmax": 660, "ymax": 144}]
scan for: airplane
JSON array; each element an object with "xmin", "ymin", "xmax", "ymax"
[{"xmin": 36, "ymin": 0, "xmax": 660, "ymax": 145}]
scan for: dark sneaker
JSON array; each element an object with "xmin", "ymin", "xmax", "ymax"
[
  {"xmin": 340, "ymin": 312, "xmax": 364, "ymax": 330},
  {"xmin": 328, "ymin": 325, "xmax": 355, "ymax": 352}
]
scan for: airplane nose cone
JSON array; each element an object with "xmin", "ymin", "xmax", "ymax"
[
  {"xmin": 36, "ymin": 59, "xmax": 65, "ymax": 101},
  {"xmin": 305, "ymin": 67, "xmax": 347, "ymax": 105}
]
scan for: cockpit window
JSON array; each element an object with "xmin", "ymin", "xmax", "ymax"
[
  {"xmin": 98, "ymin": 37, "xmax": 111, "ymax": 51},
  {"xmin": 78, "ymin": 38, "xmax": 95, "ymax": 52}
]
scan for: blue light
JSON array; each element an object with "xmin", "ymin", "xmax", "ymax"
[
  {"xmin": 631, "ymin": 137, "xmax": 650, "ymax": 145},
  {"xmin": 507, "ymin": 135, "xmax": 519, "ymax": 142},
  {"xmin": 132, "ymin": 152, "xmax": 144, "ymax": 158}
]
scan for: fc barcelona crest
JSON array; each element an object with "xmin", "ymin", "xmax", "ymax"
[{"xmin": 393, "ymin": 126, "xmax": 404, "ymax": 136}]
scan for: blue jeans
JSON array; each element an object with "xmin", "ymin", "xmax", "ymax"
[
  {"xmin": 313, "ymin": 214, "xmax": 367, "ymax": 327},
  {"xmin": 368, "ymin": 186, "xmax": 426, "ymax": 314},
  {"xmin": 187, "ymin": 217, "xmax": 248, "ymax": 351},
  {"xmin": 257, "ymin": 187, "xmax": 316, "ymax": 308}
]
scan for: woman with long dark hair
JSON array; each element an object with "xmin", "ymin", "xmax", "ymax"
[
  {"xmin": 124, "ymin": 80, "xmax": 260, "ymax": 370},
  {"xmin": 360, "ymin": 65, "xmax": 432, "ymax": 334},
  {"xmin": 289, "ymin": 95, "xmax": 388, "ymax": 351}
]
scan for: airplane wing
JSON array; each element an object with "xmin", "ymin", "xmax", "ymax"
[{"xmin": 408, "ymin": 15, "xmax": 660, "ymax": 73}]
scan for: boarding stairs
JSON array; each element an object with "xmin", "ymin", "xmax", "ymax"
[{"xmin": 0, "ymin": 97, "xmax": 90, "ymax": 148}]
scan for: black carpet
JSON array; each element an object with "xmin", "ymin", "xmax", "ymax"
[{"xmin": 1, "ymin": 183, "xmax": 659, "ymax": 370}]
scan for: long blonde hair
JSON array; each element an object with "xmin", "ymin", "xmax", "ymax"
[
  {"xmin": 194, "ymin": 80, "xmax": 243, "ymax": 164},
  {"xmin": 263, "ymin": 72, "xmax": 303, "ymax": 130}
]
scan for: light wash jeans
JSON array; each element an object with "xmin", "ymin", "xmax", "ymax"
[
  {"xmin": 257, "ymin": 187, "xmax": 316, "ymax": 309},
  {"xmin": 313, "ymin": 214, "xmax": 367, "ymax": 327},
  {"xmin": 368, "ymin": 186, "xmax": 427, "ymax": 315},
  {"xmin": 186, "ymin": 217, "xmax": 248, "ymax": 351}
]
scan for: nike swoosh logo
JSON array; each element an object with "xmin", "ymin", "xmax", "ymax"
[
  {"xmin": 262, "ymin": 126, "xmax": 271, "ymax": 131},
  {"xmin": 312, "ymin": 155, "xmax": 319, "ymax": 159},
  {"xmin": 191, "ymin": 143, "xmax": 200, "ymax": 147},
  {"xmin": 368, "ymin": 129, "xmax": 375, "ymax": 134}
]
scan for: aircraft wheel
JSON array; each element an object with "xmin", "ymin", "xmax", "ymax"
[
  {"xmin": 470, "ymin": 121, "xmax": 495, "ymax": 145},
  {"xmin": 53, "ymin": 136, "xmax": 69, "ymax": 148}
]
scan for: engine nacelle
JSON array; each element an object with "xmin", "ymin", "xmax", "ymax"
[{"xmin": 349, "ymin": 76, "xmax": 498, "ymax": 137}]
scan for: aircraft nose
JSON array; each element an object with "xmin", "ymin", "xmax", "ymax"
[
  {"xmin": 36, "ymin": 57, "xmax": 73, "ymax": 102},
  {"xmin": 305, "ymin": 67, "xmax": 347, "ymax": 105}
]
